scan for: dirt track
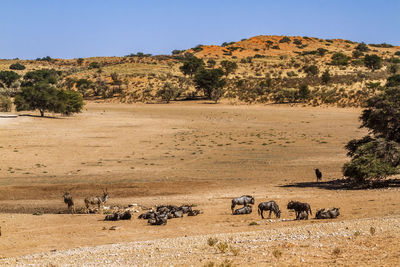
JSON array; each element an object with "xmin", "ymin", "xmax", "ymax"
[{"xmin": 0, "ymin": 102, "xmax": 399, "ymax": 265}]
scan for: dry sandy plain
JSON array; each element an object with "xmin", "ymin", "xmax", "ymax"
[{"xmin": 0, "ymin": 102, "xmax": 399, "ymax": 266}]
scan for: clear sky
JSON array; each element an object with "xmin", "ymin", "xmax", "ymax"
[{"xmin": 1, "ymin": 0, "xmax": 399, "ymax": 59}]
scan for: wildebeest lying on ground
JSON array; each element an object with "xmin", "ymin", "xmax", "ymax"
[
  {"xmin": 231, "ymin": 195, "xmax": 254, "ymax": 214},
  {"xmin": 258, "ymin": 201, "xmax": 281, "ymax": 219},
  {"xmin": 287, "ymin": 201, "xmax": 312, "ymax": 219},
  {"xmin": 315, "ymin": 208, "xmax": 340, "ymax": 219},
  {"xmin": 233, "ymin": 205, "xmax": 252, "ymax": 215},
  {"xmin": 104, "ymin": 211, "xmax": 132, "ymax": 221},
  {"xmin": 187, "ymin": 209, "xmax": 201, "ymax": 216},
  {"xmin": 297, "ymin": 211, "xmax": 309, "ymax": 220},
  {"xmin": 148, "ymin": 213, "xmax": 168, "ymax": 225}
]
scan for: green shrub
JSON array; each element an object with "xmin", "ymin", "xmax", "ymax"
[
  {"xmin": 331, "ymin": 53, "xmax": 350, "ymax": 66},
  {"xmin": 279, "ymin": 36, "xmax": 291, "ymax": 43},
  {"xmin": 0, "ymin": 95, "xmax": 12, "ymax": 112},
  {"xmin": 89, "ymin": 62, "xmax": 101, "ymax": 69},
  {"xmin": 9, "ymin": 63, "xmax": 26, "ymax": 70}
]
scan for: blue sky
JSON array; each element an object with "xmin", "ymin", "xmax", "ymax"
[{"xmin": 1, "ymin": 0, "xmax": 399, "ymax": 59}]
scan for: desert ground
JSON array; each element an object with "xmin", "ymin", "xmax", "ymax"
[{"xmin": 0, "ymin": 102, "xmax": 399, "ymax": 266}]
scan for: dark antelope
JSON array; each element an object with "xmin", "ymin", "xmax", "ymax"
[
  {"xmin": 287, "ymin": 201, "xmax": 312, "ymax": 220},
  {"xmin": 231, "ymin": 195, "xmax": 254, "ymax": 214},
  {"xmin": 63, "ymin": 192, "xmax": 75, "ymax": 214},
  {"xmin": 258, "ymin": 201, "xmax": 281, "ymax": 219}
]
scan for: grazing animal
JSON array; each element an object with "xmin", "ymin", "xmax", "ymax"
[
  {"xmin": 119, "ymin": 211, "xmax": 132, "ymax": 220},
  {"xmin": 148, "ymin": 214, "xmax": 168, "ymax": 225},
  {"xmin": 105, "ymin": 213, "xmax": 120, "ymax": 221},
  {"xmin": 287, "ymin": 201, "xmax": 312, "ymax": 219},
  {"xmin": 315, "ymin": 168, "xmax": 322, "ymax": 182},
  {"xmin": 104, "ymin": 211, "xmax": 132, "ymax": 221},
  {"xmin": 187, "ymin": 209, "xmax": 201, "ymax": 216},
  {"xmin": 233, "ymin": 205, "xmax": 252, "ymax": 215},
  {"xmin": 179, "ymin": 205, "xmax": 192, "ymax": 214},
  {"xmin": 258, "ymin": 201, "xmax": 281, "ymax": 219},
  {"xmin": 297, "ymin": 211, "xmax": 309, "ymax": 220},
  {"xmin": 315, "ymin": 208, "xmax": 340, "ymax": 219},
  {"xmin": 84, "ymin": 189, "xmax": 109, "ymax": 211},
  {"xmin": 231, "ymin": 195, "xmax": 255, "ymax": 214},
  {"xmin": 62, "ymin": 192, "xmax": 75, "ymax": 214}
]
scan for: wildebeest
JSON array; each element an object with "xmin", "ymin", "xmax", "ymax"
[
  {"xmin": 62, "ymin": 192, "xmax": 75, "ymax": 214},
  {"xmin": 315, "ymin": 208, "xmax": 340, "ymax": 219},
  {"xmin": 104, "ymin": 211, "xmax": 132, "ymax": 221},
  {"xmin": 233, "ymin": 205, "xmax": 252, "ymax": 215},
  {"xmin": 315, "ymin": 168, "xmax": 322, "ymax": 182},
  {"xmin": 148, "ymin": 213, "xmax": 168, "ymax": 225},
  {"xmin": 187, "ymin": 209, "xmax": 201, "ymax": 216},
  {"xmin": 287, "ymin": 201, "xmax": 312, "ymax": 219},
  {"xmin": 231, "ymin": 195, "xmax": 254, "ymax": 214},
  {"xmin": 297, "ymin": 211, "xmax": 309, "ymax": 220},
  {"xmin": 258, "ymin": 201, "xmax": 281, "ymax": 219},
  {"xmin": 138, "ymin": 210, "xmax": 156, "ymax": 219},
  {"xmin": 84, "ymin": 189, "xmax": 109, "ymax": 212}
]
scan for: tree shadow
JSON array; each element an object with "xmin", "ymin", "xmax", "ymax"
[
  {"xmin": 280, "ymin": 178, "xmax": 400, "ymax": 190},
  {"xmin": 18, "ymin": 114, "xmax": 62, "ymax": 119}
]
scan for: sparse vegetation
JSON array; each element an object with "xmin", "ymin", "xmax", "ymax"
[{"xmin": 9, "ymin": 62, "xmax": 26, "ymax": 70}]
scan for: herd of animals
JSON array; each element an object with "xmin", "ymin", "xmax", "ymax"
[
  {"xmin": 61, "ymin": 169, "xmax": 337, "ymax": 225},
  {"xmin": 231, "ymin": 195, "xmax": 340, "ymax": 220}
]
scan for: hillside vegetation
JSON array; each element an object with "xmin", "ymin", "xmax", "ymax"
[{"xmin": 1, "ymin": 35, "xmax": 400, "ymax": 107}]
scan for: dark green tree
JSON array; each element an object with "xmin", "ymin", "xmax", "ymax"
[
  {"xmin": 389, "ymin": 64, "xmax": 399, "ymax": 74},
  {"xmin": 207, "ymin": 59, "xmax": 216, "ymax": 68},
  {"xmin": 193, "ymin": 68, "xmax": 226, "ymax": 101},
  {"xmin": 386, "ymin": 74, "xmax": 400, "ymax": 87},
  {"xmin": 22, "ymin": 69, "xmax": 61, "ymax": 86},
  {"xmin": 179, "ymin": 54, "xmax": 204, "ymax": 77},
  {"xmin": 355, "ymin": 42, "xmax": 369, "ymax": 52},
  {"xmin": 220, "ymin": 60, "xmax": 238, "ymax": 76},
  {"xmin": 0, "ymin": 71, "xmax": 20, "ymax": 87},
  {"xmin": 298, "ymin": 84, "xmax": 310, "ymax": 101},
  {"xmin": 342, "ymin": 76, "xmax": 400, "ymax": 184},
  {"xmin": 321, "ymin": 69, "xmax": 331, "ymax": 84},
  {"xmin": 364, "ymin": 54, "xmax": 382, "ymax": 71},
  {"xmin": 303, "ymin": 65, "xmax": 319, "ymax": 76},
  {"xmin": 77, "ymin": 58, "xmax": 84, "ymax": 65},
  {"xmin": 9, "ymin": 63, "xmax": 26, "ymax": 70},
  {"xmin": 330, "ymin": 53, "xmax": 350, "ymax": 66}
]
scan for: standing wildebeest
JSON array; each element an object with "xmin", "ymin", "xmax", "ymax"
[
  {"xmin": 287, "ymin": 201, "xmax": 312, "ymax": 219},
  {"xmin": 258, "ymin": 201, "xmax": 281, "ymax": 219},
  {"xmin": 315, "ymin": 208, "xmax": 340, "ymax": 219},
  {"xmin": 62, "ymin": 192, "xmax": 75, "ymax": 214},
  {"xmin": 84, "ymin": 189, "xmax": 109, "ymax": 212},
  {"xmin": 315, "ymin": 168, "xmax": 322, "ymax": 182},
  {"xmin": 233, "ymin": 205, "xmax": 252, "ymax": 215},
  {"xmin": 231, "ymin": 195, "xmax": 254, "ymax": 214}
]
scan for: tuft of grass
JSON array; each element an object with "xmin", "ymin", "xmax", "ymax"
[
  {"xmin": 354, "ymin": 230, "xmax": 361, "ymax": 237},
  {"xmin": 370, "ymin": 226, "xmax": 376, "ymax": 236},
  {"xmin": 272, "ymin": 248, "xmax": 282, "ymax": 259},
  {"xmin": 332, "ymin": 247, "xmax": 341, "ymax": 257},
  {"xmin": 203, "ymin": 262, "xmax": 215, "ymax": 267},
  {"xmin": 248, "ymin": 221, "xmax": 258, "ymax": 226},
  {"xmin": 229, "ymin": 246, "xmax": 240, "ymax": 256},
  {"xmin": 216, "ymin": 242, "xmax": 228, "ymax": 253},
  {"xmin": 207, "ymin": 237, "xmax": 218, "ymax": 247}
]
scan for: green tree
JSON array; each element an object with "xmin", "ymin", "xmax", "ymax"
[
  {"xmin": 355, "ymin": 42, "xmax": 369, "ymax": 52},
  {"xmin": 331, "ymin": 53, "xmax": 350, "ymax": 66},
  {"xmin": 179, "ymin": 54, "xmax": 204, "ymax": 77},
  {"xmin": 321, "ymin": 69, "xmax": 331, "ymax": 84},
  {"xmin": 298, "ymin": 84, "xmax": 310, "ymax": 101},
  {"xmin": 364, "ymin": 54, "xmax": 382, "ymax": 71},
  {"xmin": 0, "ymin": 71, "xmax": 20, "ymax": 88},
  {"xmin": 0, "ymin": 95, "xmax": 12, "ymax": 112},
  {"xmin": 207, "ymin": 59, "xmax": 216, "ymax": 68},
  {"xmin": 9, "ymin": 63, "xmax": 26, "ymax": 70},
  {"xmin": 77, "ymin": 58, "xmax": 84, "ymax": 65},
  {"xmin": 389, "ymin": 64, "xmax": 399, "ymax": 74},
  {"xmin": 22, "ymin": 69, "xmax": 61, "ymax": 86},
  {"xmin": 220, "ymin": 60, "xmax": 238, "ymax": 76},
  {"xmin": 342, "ymin": 76, "xmax": 400, "ymax": 184},
  {"xmin": 76, "ymin": 79, "xmax": 93, "ymax": 96},
  {"xmin": 14, "ymin": 82, "xmax": 83, "ymax": 117},
  {"xmin": 386, "ymin": 74, "xmax": 400, "ymax": 87},
  {"xmin": 193, "ymin": 68, "xmax": 226, "ymax": 101},
  {"xmin": 89, "ymin": 62, "xmax": 101, "ymax": 69},
  {"xmin": 303, "ymin": 65, "xmax": 319, "ymax": 76},
  {"xmin": 156, "ymin": 83, "xmax": 181, "ymax": 103},
  {"xmin": 352, "ymin": 50, "xmax": 363, "ymax": 59}
]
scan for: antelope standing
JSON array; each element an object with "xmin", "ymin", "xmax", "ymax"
[
  {"xmin": 62, "ymin": 192, "xmax": 75, "ymax": 214},
  {"xmin": 84, "ymin": 189, "xmax": 109, "ymax": 212}
]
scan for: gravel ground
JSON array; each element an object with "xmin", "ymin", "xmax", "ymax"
[{"xmin": 2, "ymin": 216, "xmax": 400, "ymax": 266}]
